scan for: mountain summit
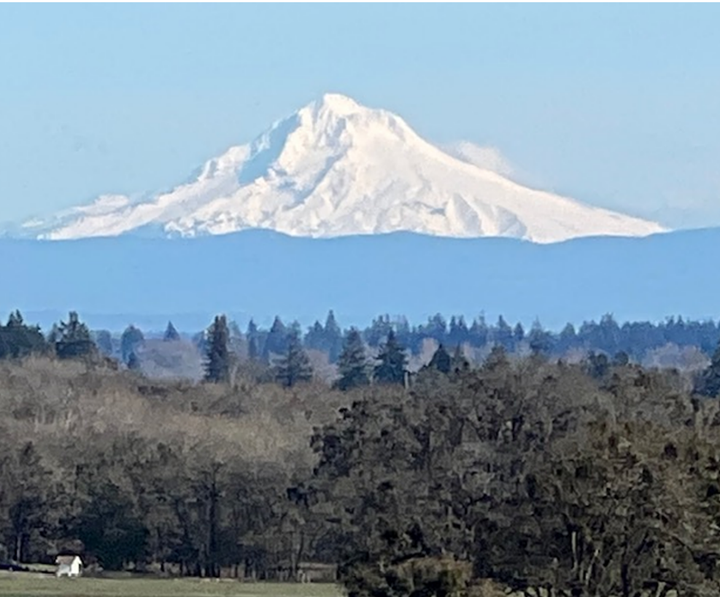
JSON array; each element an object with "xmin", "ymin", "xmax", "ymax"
[{"xmin": 23, "ymin": 93, "xmax": 666, "ymax": 243}]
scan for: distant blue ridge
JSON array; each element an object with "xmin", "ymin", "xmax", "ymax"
[{"xmin": 1, "ymin": 228, "xmax": 716, "ymax": 333}]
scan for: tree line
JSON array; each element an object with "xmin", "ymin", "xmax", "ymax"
[
  {"xmin": 4, "ymin": 308, "xmax": 720, "ymax": 596},
  {"xmin": 4, "ymin": 309, "xmax": 720, "ymax": 371}
]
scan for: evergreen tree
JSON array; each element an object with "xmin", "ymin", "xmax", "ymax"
[
  {"xmin": 493, "ymin": 315, "xmax": 514, "ymax": 351},
  {"xmin": 121, "ymin": 325, "xmax": 145, "ymax": 363},
  {"xmin": 304, "ymin": 321, "xmax": 326, "ymax": 352},
  {"xmin": 426, "ymin": 343, "xmax": 452, "ymax": 374},
  {"xmin": 55, "ymin": 312, "xmax": 95, "ymax": 360},
  {"xmin": 556, "ymin": 322, "xmax": 577, "ymax": 353},
  {"xmin": 422, "ymin": 314, "xmax": 448, "ymax": 343},
  {"xmin": 374, "ymin": 330, "xmax": 408, "ymax": 385},
  {"xmin": 163, "ymin": 321, "xmax": 180, "ymax": 342},
  {"xmin": 246, "ymin": 319, "xmax": 263, "ymax": 359},
  {"xmin": 275, "ymin": 328, "xmax": 313, "ymax": 388},
  {"xmin": 528, "ymin": 319, "xmax": 552, "ymax": 355},
  {"xmin": 513, "ymin": 322, "xmax": 525, "ymax": 344},
  {"xmin": 334, "ymin": 328, "xmax": 371, "ymax": 391},
  {"xmin": 448, "ymin": 316, "xmax": 469, "ymax": 347},
  {"xmin": 204, "ymin": 315, "xmax": 230, "ymax": 384},
  {"xmin": 0, "ymin": 311, "xmax": 47, "ymax": 359},
  {"xmin": 366, "ymin": 315, "xmax": 393, "ymax": 347},
  {"xmin": 324, "ymin": 310, "xmax": 344, "ymax": 363},
  {"xmin": 263, "ymin": 316, "xmax": 288, "ymax": 360},
  {"xmin": 469, "ymin": 315, "xmax": 489, "ymax": 347}
]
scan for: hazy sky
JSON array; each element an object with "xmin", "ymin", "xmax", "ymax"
[{"xmin": 1, "ymin": 3, "xmax": 719, "ymax": 229}]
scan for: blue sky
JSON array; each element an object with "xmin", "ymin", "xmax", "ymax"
[{"xmin": 1, "ymin": 3, "xmax": 719, "ymax": 229}]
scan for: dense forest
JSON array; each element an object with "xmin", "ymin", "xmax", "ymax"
[{"xmin": 3, "ymin": 309, "xmax": 720, "ymax": 596}]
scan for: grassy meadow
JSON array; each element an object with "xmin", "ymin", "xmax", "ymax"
[{"xmin": 0, "ymin": 573, "xmax": 342, "ymax": 597}]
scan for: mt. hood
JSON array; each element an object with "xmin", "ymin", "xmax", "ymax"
[{"xmin": 23, "ymin": 93, "xmax": 666, "ymax": 243}]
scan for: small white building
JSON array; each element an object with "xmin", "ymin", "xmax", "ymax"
[{"xmin": 55, "ymin": 555, "xmax": 83, "ymax": 577}]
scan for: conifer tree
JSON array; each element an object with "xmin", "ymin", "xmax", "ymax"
[
  {"xmin": 426, "ymin": 343, "xmax": 452, "ymax": 374},
  {"xmin": 528, "ymin": 319, "xmax": 552, "ymax": 355},
  {"xmin": 493, "ymin": 315, "xmax": 514, "ymax": 351},
  {"xmin": 204, "ymin": 315, "xmax": 230, "ymax": 384},
  {"xmin": 0, "ymin": 311, "xmax": 47, "ymax": 359},
  {"xmin": 335, "ymin": 328, "xmax": 371, "ymax": 391},
  {"xmin": 448, "ymin": 316, "xmax": 469, "ymax": 347},
  {"xmin": 246, "ymin": 319, "xmax": 262, "ymax": 359},
  {"xmin": 469, "ymin": 315, "xmax": 489, "ymax": 347},
  {"xmin": 304, "ymin": 321, "xmax": 326, "ymax": 352},
  {"xmin": 324, "ymin": 310, "xmax": 344, "ymax": 363},
  {"xmin": 163, "ymin": 321, "xmax": 180, "ymax": 342},
  {"xmin": 263, "ymin": 316, "xmax": 288, "ymax": 360},
  {"xmin": 275, "ymin": 328, "xmax": 313, "ymax": 388},
  {"xmin": 121, "ymin": 325, "xmax": 145, "ymax": 363},
  {"xmin": 55, "ymin": 312, "xmax": 95, "ymax": 360},
  {"xmin": 374, "ymin": 330, "xmax": 408, "ymax": 385}
]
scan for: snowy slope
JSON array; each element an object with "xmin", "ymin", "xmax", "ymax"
[{"xmin": 22, "ymin": 93, "xmax": 666, "ymax": 243}]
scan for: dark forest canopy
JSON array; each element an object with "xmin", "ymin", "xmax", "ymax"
[
  {"xmin": 4, "ymin": 309, "xmax": 720, "ymax": 595},
  {"xmin": 2, "ymin": 347, "xmax": 720, "ymax": 595}
]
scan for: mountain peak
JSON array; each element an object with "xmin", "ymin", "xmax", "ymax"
[
  {"xmin": 311, "ymin": 93, "xmax": 363, "ymax": 116},
  {"xmin": 21, "ymin": 94, "xmax": 667, "ymax": 243}
]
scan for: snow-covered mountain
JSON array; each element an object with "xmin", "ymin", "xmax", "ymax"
[{"xmin": 21, "ymin": 93, "xmax": 666, "ymax": 243}]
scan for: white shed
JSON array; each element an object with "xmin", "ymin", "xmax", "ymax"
[{"xmin": 55, "ymin": 555, "xmax": 83, "ymax": 577}]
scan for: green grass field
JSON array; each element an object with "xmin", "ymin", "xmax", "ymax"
[{"xmin": 0, "ymin": 573, "xmax": 342, "ymax": 597}]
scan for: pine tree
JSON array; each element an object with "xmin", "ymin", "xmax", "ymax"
[
  {"xmin": 263, "ymin": 316, "xmax": 288, "ymax": 360},
  {"xmin": 448, "ymin": 316, "xmax": 469, "ymax": 347},
  {"xmin": 324, "ymin": 310, "xmax": 344, "ymax": 363},
  {"xmin": 528, "ymin": 319, "xmax": 552, "ymax": 355},
  {"xmin": 423, "ymin": 314, "xmax": 447, "ymax": 343},
  {"xmin": 204, "ymin": 315, "xmax": 230, "ymax": 384},
  {"xmin": 55, "ymin": 312, "xmax": 95, "ymax": 360},
  {"xmin": 163, "ymin": 321, "xmax": 180, "ymax": 342},
  {"xmin": 121, "ymin": 325, "xmax": 145, "ymax": 363},
  {"xmin": 374, "ymin": 330, "xmax": 408, "ymax": 385},
  {"xmin": 246, "ymin": 319, "xmax": 262, "ymax": 359},
  {"xmin": 469, "ymin": 315, "xmax": 489, "ymax": 347},
  {"xmin": 275, "ymin": 328, "xmax": 313, "ymax": 388},
  {"xmin": 493, "ymin": 315, "xmax": 514, "ymax": 351},
  {"xmin": 427, "ymin": 343, "xmax": 452, "ymax": 374},
  {"xmin": 366, "ymin": 315, "xmax": 393, "ymax": 347},
  {"xmin": 335, "ymin": 328, "xmax": 370, "ymax": 391},
  {"xmin": 304, "ymin": 321, "xmax": 326, "ymax": 352},
  {"xmin": 0, "ymin": 311, "xmax": 47, "ymax": 359}
]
